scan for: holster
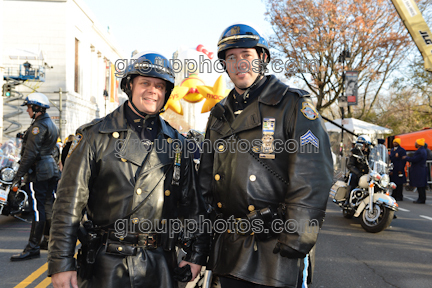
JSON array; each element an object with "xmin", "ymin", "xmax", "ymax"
[
  {"xmin": 246, "ymin": 206, "xmax": 280, "ymax": 241},
  {"xmin": 76, "ymin": 221, "xmax": 102, "ymax": 280}
]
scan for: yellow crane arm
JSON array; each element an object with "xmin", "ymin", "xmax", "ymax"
[{"xmin": 391, "ymin": 0, "xmax": 432, "ymax": 72}]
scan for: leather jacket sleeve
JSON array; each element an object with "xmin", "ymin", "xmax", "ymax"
[
  {"xmin": 48, "ymin": 129, "xmax": 94, "ymax": 276},
  {"xmin": 15, "ymin": 124, "xmax": 48, "ymax": 179},
  {"xmin": 198, "ymin": 118, "xmax": 216, "ymax": 216},
  {"xmin": 178, "ymin": 149, "xmax": 210, "ymax": 266},
  {"xmin": 277, "ymin": 97, "xmax": 333, "ymax": 256},
  {"xmin": 347, "ymin": 154, "xmax": 361, "ymax": 176}
]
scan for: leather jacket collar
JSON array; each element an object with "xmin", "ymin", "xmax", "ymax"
[
  {"xmin": 211, "ymin": 75, "xmax": 289, "ymax": 138},
  {"xmin": 98, "ymin": 103, "xmax": 176, "ymax": 139}
]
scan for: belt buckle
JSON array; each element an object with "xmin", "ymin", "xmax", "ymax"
[
  {"xmin": 146, "ymin": 234, "xmax": 157, "ymax": 249},
  {"xmin": 233, "ymin": 218, "xmax": 252, "ymax": 236},
  {"xmin": 137, "ymin": 233, "xmax": 158, "ymax": 249}
]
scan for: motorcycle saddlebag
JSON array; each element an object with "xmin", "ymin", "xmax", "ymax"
[{"xmin": 330, "ymin": 180, "xmax": 348, "ymax": 201}]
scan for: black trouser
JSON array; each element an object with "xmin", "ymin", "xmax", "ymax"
[
  {"xmin": 219, "ymin": 277, "xmax": 275, "ymax": 288},
  {"xmin": 417, "ymin": 186, "xmax": 426, "ymax": 202},
  {"xmin": 391, "ymin": 185, "xmax": 404, "ymax": 200},
  {"xmin": 28, "ymin": 178, "xmax": 57, "ymax": 223},
  {"xmin": 219, "ymin": 253, "xmax": 310, "ymax": 288},
  {"xmin": 346, "ymin": 173, "xmax": 360, "ymax": 200},
  {"xmin": 25, "ymin": 178, "xmax": 57, "ymax": 250}
]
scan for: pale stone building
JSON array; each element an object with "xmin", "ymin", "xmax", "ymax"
[{"xmin": 1, "ymin": 0, "xmax": 127, "ymax": 142}]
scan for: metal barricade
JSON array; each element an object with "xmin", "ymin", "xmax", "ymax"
[{"xmin": 427, "ymin": 160, "xmax": 432, "ymax": 184}]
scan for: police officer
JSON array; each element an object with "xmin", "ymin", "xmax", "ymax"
[
  {"xmin": 48, "ymin": 52, "xmax": 209, "ymax": 288},
  {"xmin": 198, "ymin": 23, "xmax": 333, "ymax": 288},
  {"xmin": 389, "ymin": 138, "xmax": 407, "ymax": 201},
  {"xmin": 346, "ymin": 135, "xmax": 371, "ymax": 200},
  {"xmin": 10, "ymin": 93, "xmax": 59, "ymax": 261},
  {"xmin": 403, "ymin": 138, "xmax": 428, "ymax": 203}
]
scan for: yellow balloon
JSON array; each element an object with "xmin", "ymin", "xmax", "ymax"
[
  {"xmin": 164, "ymin": 86, "xmax": 189, "ymax": 115},
  {"xmin": 197, "ymin": 75, "xmax": 229, "ymax": 113},
  {"xmin": 182, "ymin": 75, "xmax": 206, "ymax": 103}
]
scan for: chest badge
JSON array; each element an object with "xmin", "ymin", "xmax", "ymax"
[
  {"xmin": 260, "ymin": 118, "xmax": 276, "ymax": 159},
  {"xmin": 171, "ymin": 149, "xmax": 181, "ymax": 186}
]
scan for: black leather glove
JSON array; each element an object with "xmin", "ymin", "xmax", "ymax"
[
  {"xmin": 173, "ymin": 264, "xmax": 192, "ymax": 282},
  {"xmin": 11, "ymin": 176, "xmax": 21, "ymax": 190},
  {"xmin": 273, "ymin": 242, "xmax": 306, "ymax": 259}
]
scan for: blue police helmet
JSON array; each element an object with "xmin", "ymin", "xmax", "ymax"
[
  {"xmin": 217, "ymin": 23, "xmax": 271, "ymax": 62},
  {"xmin": 356, "ymin": 135, "xmax": 372, "ymax": 145},
  {"xmin": 120, "ymin": 51, "xmax": 175, "ymax": 103}
]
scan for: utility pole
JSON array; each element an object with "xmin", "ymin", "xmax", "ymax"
[
  {"xmin": 338, "ymin": 48, "xmax": 351, "ymax": 158},
  {"xmin": 50, "ymin": 88, "xmax": 68, "ymax": 141}
]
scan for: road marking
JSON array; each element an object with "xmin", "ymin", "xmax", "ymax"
[
  {"xmin": 404, "ymin": 197, "xmax": 415, "ymax": 201},
  {"xmin": 14, "ymin": 262, "xmax": 48, "ymax": 288},
  {"xmin": 0, "ymin": 249, "xmax": 27, "ymax": 253},
  {"xmin": 397, "ymin": 207, "xmax": 410, "ymax": 212},
  {"xmin": 420, "ymin": 215, "xmax": 432, "ymax": 221},
  {"xmin": 35, "ymin": 277, "xmax": 52, "ymax": 288},
  {"xmin": 14, "ymin": 241, "xmax": 79, "ymax": 288}
]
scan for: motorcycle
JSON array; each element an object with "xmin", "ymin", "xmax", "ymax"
[
  {"xmin": 330, "ymin": 144, "xmax": 398, "ymax": 233},
  {"xmin": 0, "ymin": 138, "xmax": 30, "ymax": 222}
]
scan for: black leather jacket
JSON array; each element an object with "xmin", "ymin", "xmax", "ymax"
[
  {"xmin": 347, "ymin": 146, "xmax": 369, "ymax": 177},
  {"xmin": 16, "ymin": 113, "xmax": 59, "ymax": 182},
  {"xmin": 198, "ymin": 75, "xmax": 333, "ymax": 287},
  {"xmin": 47, "ymin": 104, "xmax": 209, "ymax": 287}
]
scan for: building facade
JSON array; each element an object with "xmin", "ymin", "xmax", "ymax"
[{"xmin": 1, "ymin": 0, "xmax": 127, "ymax": 142}]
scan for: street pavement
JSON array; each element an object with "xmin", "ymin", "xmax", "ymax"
[{"xmin": 0, "ymin": 188, "xmax": 431, "ymax": 288}]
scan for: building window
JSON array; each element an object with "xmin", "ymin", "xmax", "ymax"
[{"xmin": 75, "ymin": 38, "xmax": 79, "ymax": 93}]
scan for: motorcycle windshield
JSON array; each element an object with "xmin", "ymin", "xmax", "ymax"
[
  {"xmin": 368, "ymin": 144, "xmax": 389, "ymax": 174},
  {"xmin": 0, "ymin": 138, "xmax": 22, "ymax": 170}
]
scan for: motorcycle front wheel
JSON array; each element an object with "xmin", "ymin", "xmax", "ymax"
[{"xmin": 360, "ymin": 204, "xmax": 394, "ymax": 233}]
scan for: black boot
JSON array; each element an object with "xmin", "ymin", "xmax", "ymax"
[
  {"xmin": 39, "ymin": 219, "xmax": 51, "ymax": 250},
  {"xmin": 10, "ymin": 221, "xmax": 44, "ymax": 261}
]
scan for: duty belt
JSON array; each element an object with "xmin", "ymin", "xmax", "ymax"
[{"xmin": 101, "ymin": 230, "xmax": 161, "ymax": 256}]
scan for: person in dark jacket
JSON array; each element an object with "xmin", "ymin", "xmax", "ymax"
[
  {"xmin": 198, "ymin": 23, "xmax": 333, "ymax": 288},
  {"xmin": 389, "ymin": 138, "xmax": 407, "ymax": 201},
  {"xmin": 403, "ymin": 138, "xmax": 428, "ymax": 203},
  {"xmin": 346, "ymin": 135, "xmax": 371, "ymax": 199},
  {"xmin": 425, "ymin": 143, "xmax": 432, "ymax": 160},
  {"xmin": 10, "ymin": 93, "xmax": 59, "ymax": 261},
  {"xmin": 60, "ymin": 134, "xmax": 75, "ymax": 168},
  {"xmin": 48, "ymin": 52, "xmax": 209, "ymax": 288}
]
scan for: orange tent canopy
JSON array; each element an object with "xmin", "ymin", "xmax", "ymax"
[{"xmin": 394, "ymin": 128, "xmax": 432, "ymax": 151}]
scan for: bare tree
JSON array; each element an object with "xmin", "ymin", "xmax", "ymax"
[{"xmin": 265, "ymin": 0, "xmax": 429, "ymax": 117}]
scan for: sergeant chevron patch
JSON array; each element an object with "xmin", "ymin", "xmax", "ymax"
[{"xmin": 300, "ymin": 130, "xmax": 319, "ymax": 148}]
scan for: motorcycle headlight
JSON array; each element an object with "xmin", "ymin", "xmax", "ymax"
[
  {"xmin": 380, "ymin": 174, "xmax": 390, "ymax": 188},
  {"xmin": 1, "ymin": 168, "xmax": 15, "ymax": 182}
]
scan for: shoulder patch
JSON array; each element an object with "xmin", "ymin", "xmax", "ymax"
[
  {"xmin": 67, "ymin": 133, "xmax": 83, "ymax": 157},
  {"xmin": 32, "ymin": 127, "xmax": 40, "ymax": 135},
  {"xmin": 301, "ymin": 102, "xmax": 318, "ymax": 120}
]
